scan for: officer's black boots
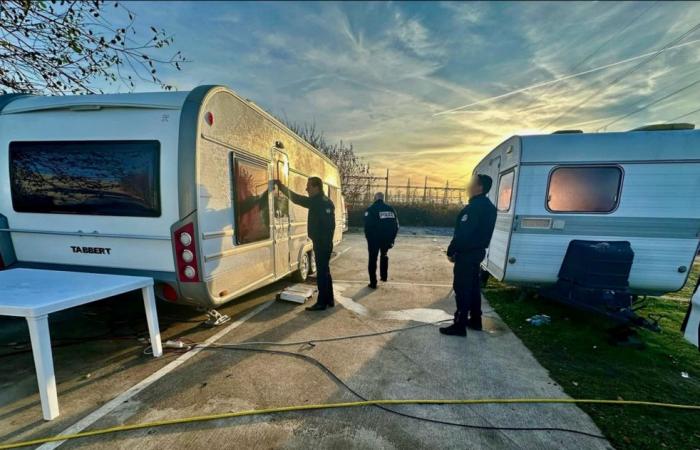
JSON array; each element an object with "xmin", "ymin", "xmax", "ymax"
[
  {"xmin": 368, "ymin": 282, "xmax": 377, "ymax": 289},
  {"xmin": 439, "ymin": 323, "xmax": 467, "ymax": 337},
  {"xmin": 467, "ymin": 316, "xmax": 483, "ymax": 331},
  {"xmin": 440, "ymin": 312, "xmax": 467, "ymax": 337},
  {"xmin": 306, "ymin": 303, "xmax": 328, "ymax": 311}
]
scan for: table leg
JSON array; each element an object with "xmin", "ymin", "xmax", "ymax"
[
  {"xmin": 26, "ymin": 315, "xmax": 59, "ymax": 420},
  {"xmin": 142, "ymin": 286, "xmax": 163, "ymax": 357}
]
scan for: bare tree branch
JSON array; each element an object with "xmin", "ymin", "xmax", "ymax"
[
  {"xmin": 282, "ymin": 119, "xmax": 371, "ymax": 203},
  {"xmin": 0, "ymin": 0, "xmax": 187, "ymax": 94}
]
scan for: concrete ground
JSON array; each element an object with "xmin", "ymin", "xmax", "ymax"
[{"xmin": 0, "ymin": 233, "xmax": 611, "ymax": 449}]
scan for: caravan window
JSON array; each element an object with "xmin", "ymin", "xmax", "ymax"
[
  {"xmin": 233, "ymin": 158, "xmax": 271, "ymax": 244},
  {"xmin": 547, "ymin": 166, "xmax": 622, "ymax": 213},
  {"xmin": 274, "ymin": 161, "xmax": 289, "ymax": 218},
  {"xmin": 9, "ymin": 140, "xmax": 160, "ymax": 217},
  {"xmin": 497, "ymin": 171, "xmax": 514, "ymax": 212}
]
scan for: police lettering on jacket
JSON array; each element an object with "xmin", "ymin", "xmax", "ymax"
[
  {"xmin": 364, "ymin": 199, "xmax": 399, "ymax": 245},
  {"xmin": 447, "ymin": 194, "xmax": 497, "ymax": 262}
]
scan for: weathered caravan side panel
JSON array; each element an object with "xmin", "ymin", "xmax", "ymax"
[
  {"xmin": 185, "ymin": 87, "xmax": 341, "ymax": 306},
  {"xmin": 503, "ymin": 130, "xmax": 700, "ymax": 296}
]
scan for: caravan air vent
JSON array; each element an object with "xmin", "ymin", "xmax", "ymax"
[
  {"xmin": 552, "ymin": 130, "xmax": 583, "ymax": 134},
  {"xmin": 630, "ymin": 123, "xmax": 695, "ymax": 132}
]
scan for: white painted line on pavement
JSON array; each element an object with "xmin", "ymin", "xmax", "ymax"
[
  {"xmin": 331, "ymin": 246, "xmax": 352, "ymax": 262},
  {"xmin": 39, "ymin": 300, "xmax": 274, "ymax": 450}
]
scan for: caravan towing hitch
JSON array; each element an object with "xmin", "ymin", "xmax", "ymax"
[{"xmin": 200, "ymin": 309, "xmax": 231, "ymax": 327}]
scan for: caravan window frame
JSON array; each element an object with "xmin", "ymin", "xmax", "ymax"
[
  {"xmin": 496, "ymin": 170, "xmax": 515, "ymax": 212},
  {"xmin": 230, "ymin": 153, "xmax": 272, "ymax": 246},
  {"xmin": 545, "ymin": 164, "xmax": 624, "ymax": 214}
]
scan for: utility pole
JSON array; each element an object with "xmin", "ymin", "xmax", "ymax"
[
  {"xmin": 385, "ymin": 168, "xmax": 390, "ymax": 201},
  {"xmin": 407, "ymin": 177, "xmax": 411, "ymax": 204},
  {"xmin": 423, "ymin": 176, "xmax": 428, "ymax": 203}
]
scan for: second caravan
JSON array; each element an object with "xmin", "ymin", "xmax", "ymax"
[{"xmin": 476, "ymin": 126, "xmax": 700, "ymax": 298}]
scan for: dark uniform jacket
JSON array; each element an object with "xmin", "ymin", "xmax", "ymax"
[
  {"xmin": 447, "ymin": 194, "xmax": 497, "ymax": 263},
  {"xmin": 364, "ymin": 199, "xmax": 399, "ymax": 246},
  {"xmin": 287, "ymin": 189, "xmax": 336, "ymax": 248}
]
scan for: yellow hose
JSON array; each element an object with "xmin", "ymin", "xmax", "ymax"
[{"xmin": 1, "ymin": 398, "xmax": 699, "ymax": 449}]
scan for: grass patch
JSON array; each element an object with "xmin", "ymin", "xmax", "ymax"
[{"xmin": 485, "ymin": 278, "xmax": 700, "ymax": 450}]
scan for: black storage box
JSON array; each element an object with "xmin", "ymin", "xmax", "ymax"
[{"xmin": 558, "ymin": 240, "xmax": 634, "ymax": 290}]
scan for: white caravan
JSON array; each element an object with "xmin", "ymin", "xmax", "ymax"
[
  {"xmin": 476, "ymin": 125, "xmax": 700, "ymax": 297},
  {"xmin": 0, "ymin": 86, "xmax": 344, "ymax": 316}
]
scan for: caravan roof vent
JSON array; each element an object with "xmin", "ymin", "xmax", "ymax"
[
  {"xmin": 552, "ymin": 130, "xmax": 583, "ymax": 134},
  {"xmin": 630, "ymin": 123, "xmax": 695, "ymax": 132}
]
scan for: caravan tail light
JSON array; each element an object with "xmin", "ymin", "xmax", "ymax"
[{"xmin": 174, "ymin": 223, "xmax": 200, "ymax": 282}]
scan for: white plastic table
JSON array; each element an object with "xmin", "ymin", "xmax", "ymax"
[{"xmin": 0, "ymin": 268, "xmax": 163, "ymax": 420}]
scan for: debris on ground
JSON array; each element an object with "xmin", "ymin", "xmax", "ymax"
[
  {"xmin": 526, "ymin": 314, "xmax": 551, "ymax": 326},
  {"xmin": 278, "ymin": 284, "xmax": 316, "ymax": 304},
  {"xmin": 681, "ymin": 371, "xmax": 690, "ymax": 379}
]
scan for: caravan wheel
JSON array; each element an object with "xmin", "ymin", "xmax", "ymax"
[{"xmin": 293, "ymin": 251, "xmax": 311, "ymax": 282}]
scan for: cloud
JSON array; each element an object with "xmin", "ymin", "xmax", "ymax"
[{"xmin": 103, "ymin": 1, "xmax": 700, "ymax": 184}]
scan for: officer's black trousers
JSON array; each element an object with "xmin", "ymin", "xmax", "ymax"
[
  {"xmin": 313, "ymin": 242, "xmax": 335, "ymax": 306},
  {"xmin": 453, "ymin": 259, "xmax": 481, "ymax": 325},
  {"xmin": 367, "ymin": 241, "xmax": 390, "ymax": 284}
]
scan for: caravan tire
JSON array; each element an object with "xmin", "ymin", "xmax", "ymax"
[{"xmin": 293, "ymin": 251, "xmax": 311, "ymax": 282}]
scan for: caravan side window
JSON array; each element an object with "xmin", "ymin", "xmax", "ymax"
[
  {"xmin": 9, "ymin": 140, "xmax": 160, "ymax": 217},
  {"xmin": 233, "ymin": 158, "xmax": 271, "ymax": 244},
  {"xmin": 497, "ymin": 171, "xmax": 514, "ymax": 212},
  {"xmin": 547, "ymin": 166, "xmax": 622, "ymax": 213}
]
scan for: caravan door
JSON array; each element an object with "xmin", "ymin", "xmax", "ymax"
[
  {"xmin": 272, "ymin": 150, "xmax": 292, "ymax": 278},
  {"xmin": 482, "ymin": 156, "xmax": 501, "ymax": 262}
]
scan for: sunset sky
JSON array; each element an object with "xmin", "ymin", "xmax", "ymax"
[{"xmin": 114, "ymin": 1, "xmax": 700, "ymax": 187}]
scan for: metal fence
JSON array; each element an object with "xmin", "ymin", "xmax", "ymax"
[{"xmin": 344, "ymin": 170, "xmax": 466, "ymax": 207}]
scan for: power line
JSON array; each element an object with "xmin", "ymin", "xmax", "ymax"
[
  {"xmin": 596, "ymin": 76, "xmax": 700, "ymax": 131},
  {"xmin": 515, "ymin": 1, "xmax": 658, "ymax": 114},
  {"xmin": 668, "ymin": 105, "xmax": 700, "ymax": 122},
  {"xmin": 537, "ymin": 21, "xmax": 700, "ymax": 130},
  {"xmin": 431, "ymin": 38, "xmax": 700, "ymax": 116}
]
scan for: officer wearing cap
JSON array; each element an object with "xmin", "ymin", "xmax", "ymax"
[
  {"xmin": 441, "ymin": 174, "xmax": 497, "ymax": 337},
  {"xmin": 363, "ymin": 192, "xmax": 399, "ymax": 288},
  {"xmin": 277, "ymin": 177, "xmax": 336, "ymax": 311}
]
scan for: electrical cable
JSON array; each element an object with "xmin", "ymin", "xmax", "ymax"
[
  {"xmin": 204, "ymin": 345, "xmax": 609, "ymax": 439},
  {"xmin": 226, "ymin": 319, "xmax": 452, "ymax": 346},
  {"xmin": 4, "ymin": 323, "xmax": 700, "ymax": 448},
  {"xmin": 595, "ymin": 76, "xmax": 700, "ymax": 131},
  {"xmin": 2, "ymin": 399, "xmax": 699, "ymax": 450},
  {"xmin": 538, "ymin": 20, "xmax": 700, "ymax": 130}
]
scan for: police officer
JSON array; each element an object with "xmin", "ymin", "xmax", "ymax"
[
  {"xmin": 441, "ymin": 174, "xmax": 497, "ymax": 336},
  {"xmin": 364, "ymin": 192, "xmax": 399, "ymax": 288},
  {"xmin": 277, "ymin": 177, "xmax": 336, "ymax": 311}
]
